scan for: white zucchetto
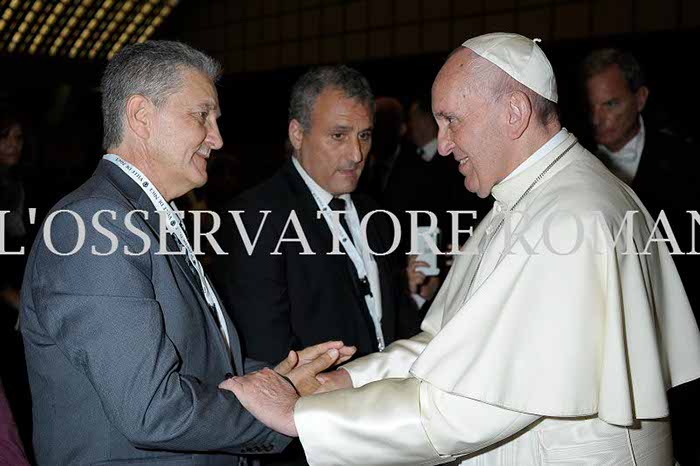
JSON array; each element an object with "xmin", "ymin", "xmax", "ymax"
[{"xmin": 462, "ymin": 32, "xmax": 558, "ymax": 103}]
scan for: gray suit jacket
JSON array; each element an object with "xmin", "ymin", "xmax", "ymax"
[{"xmin": 20, "ymin": 160, "xmax": 290, "ymax": 465}]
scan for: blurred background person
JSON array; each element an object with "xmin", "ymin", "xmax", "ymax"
[
  {"xmin": 377, "ymin": 94, "xmax": 491, "ymax": 336},
  {"xmin": 0, "ymin": 106, "xmax": 33, "ymax": 461},
  {"xmin": 356, "ymin": 96, "xmax": 408, "ymax": 200},
  {"xmin": 583, "ymin": 47, "xmax": 700, "ymax": 466},
  {"xmin": 0, "ymin": 107, "xmax": 27, "ymax": 310},
  {"xmin": 582, "ymin": 48, "xmax": 698, "ymax": 308}
]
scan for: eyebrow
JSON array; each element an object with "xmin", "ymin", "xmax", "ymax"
[
  {"xmin": 330, "ymin": 125, "xmax": 353, "ymax": 132},
  {"xmin": 200, "ymin": 101, "xmax": 221, "ymax": 117}
]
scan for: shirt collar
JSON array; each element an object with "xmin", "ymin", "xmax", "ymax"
[
  {"xmin": 291, "ymin": 156, "xmax": 351, "ymax": 206},
  {"xmin": 491, "ymin": 130, "xmax": 578, "ymax": 208},
  {"xmin": 502, "ymin": 128, "xmax": 569, "ymax": 183}
]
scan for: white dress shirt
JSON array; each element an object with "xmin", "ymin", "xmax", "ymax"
[{"xmin": 292, "ymin": 156, "xmax": 385, "ymax": 350}]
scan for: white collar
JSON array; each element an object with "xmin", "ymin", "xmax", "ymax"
[
  {"xmin": 502, "ymin": 128, "xmax": 569, "ymax": 183},
  {"xmin": 291, "ymin": 156, "xmax": 351, "ymax": 206},
  {"xmin": 491, "ymin": 132, "xmax": 578, "ymax": 208},
  {"xmin": 595, "ymin": 116, "xmax": 645, "ymax": 185},
  {"xmin": 419, "ymin": 138, "xmax": 438, "ymax": 162}
]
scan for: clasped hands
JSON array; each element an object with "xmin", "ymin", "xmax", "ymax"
[{"xmin": 218, "ymin": 341, "xmax": 355, "ymax": 437}]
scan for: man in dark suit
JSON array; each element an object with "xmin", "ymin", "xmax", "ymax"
[
  {"xmin": 582, "ymin": 48, "xmax": 698, "ymax": 301},
  {"xmin": 213, "ymin": 66, "xmax": 398, "ymax": 465},
  {"xmin": 214, "ymin": 66, "xmax": 398, "ymax": 368},
  {"xmin": 583, "ymin": 47, "xmax": 700, "ymax": 466},
  {"xmin": 20, "ymin": 41, "xmax": 347, "ymax": 466}
]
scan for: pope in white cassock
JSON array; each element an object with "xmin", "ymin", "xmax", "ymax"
[{"xmin": 222, "ymin": 33, "xmax": 700, "ymax": 465}]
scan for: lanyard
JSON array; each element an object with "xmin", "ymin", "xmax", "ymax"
[
  {"xmin": 103, "ymin": 154, "xmax": 230, "ymax": 349},
  {"xmin": 307, "ymin": 189, "xmax": 385, "ymax": 351}
]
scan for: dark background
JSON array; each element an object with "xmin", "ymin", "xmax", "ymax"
[{"xmin": 1, "ymin": 0, "xmax": 697, "ymax": 215}]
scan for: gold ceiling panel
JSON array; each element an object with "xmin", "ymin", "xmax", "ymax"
[{"xmin": 0, "ymin": 0, "xmax": 179, "ymax": 60}]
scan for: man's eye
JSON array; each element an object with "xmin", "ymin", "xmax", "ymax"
[
  {"xmin": 604, "ymin": 101, "xmax": 617, "ymax": 108},
  {"xmin": 359, "ymin": 132, "xmax": 371, "ymax": 141},
  {"xmin": 332, "ymin": 133, "xmax": 344, "ymax": 140}
]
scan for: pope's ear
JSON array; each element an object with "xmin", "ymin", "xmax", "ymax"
[
  {"xmin": 288, "ymin": 119, "xmax": 304, "ymax": 151},
  {"xmin": 505, "ymin": 90, "xmax": 531, "ymax": 139},
  {"xmin": 124, "ymin": 94, "xmax": 155, "ymax": 141}
]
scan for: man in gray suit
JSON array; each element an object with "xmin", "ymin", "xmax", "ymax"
[{"xmin": 20, "ymin": 41, "xmax": 350, "ymax": 465}]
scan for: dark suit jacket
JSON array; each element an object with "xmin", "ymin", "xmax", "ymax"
[
  {"xmin": 625, "ymin": 129, "xmax": 699, "ymax": 310},
  {"xmin": 20, "ymin": 160, "xmax": 289, "ymax": 465},
  {"xmin": 212, "ymin": 159, "xmax": 398, "ymax": 365}
]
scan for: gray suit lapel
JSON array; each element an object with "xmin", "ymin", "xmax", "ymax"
[{"xmin": 95, "ymin": 160, "xmax": 236, "ymax": 371}]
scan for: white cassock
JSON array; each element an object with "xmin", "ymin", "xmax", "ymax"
[{"xmin": 294, "ymin": 131, "xmax": 700, "ymax": 465}]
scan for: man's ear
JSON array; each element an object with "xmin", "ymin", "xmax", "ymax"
[
  {"xmin": 505, "ymin": 90, "xmax": 531, "ymax": 139},
  {"xmin": 125, "ymin": 95, "xmax": 154, "ymax": 141},
  {"xmin": 288, "ymin": 119, "xmax": 304, "ymax": 151},
  {"xmin": 635, "ymin": 85, "xmax": 649, "ymax": 113}
]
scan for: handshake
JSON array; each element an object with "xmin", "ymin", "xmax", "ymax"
[{"xmin": 219, "ymin": 341, "xmax": 356, "ymax": 437}]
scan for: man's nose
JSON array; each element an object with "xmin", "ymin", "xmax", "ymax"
[
  {"xmin": 350, "ymin": 137, "xmax": 365, "ymax": 163},
  {"xmin": 591, "ymin": 106, "xmax": 605, "ymax": 128},
  {"xmin": 437, "ymin": 126, "xmax": 454, "ymax": 156}
]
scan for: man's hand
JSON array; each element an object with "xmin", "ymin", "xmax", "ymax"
[
  {"xmin": 314, "ymin": 368, "xmax": 353, "ymax": 394},
  {"xmin": 407, "ymin": 255, "xmax": 429, "ymax": 294},
  {"xmin": 219, "ymin": 348, "xmax": 342, "ymax": 436},
  {"xmin": 274, "ymin": 341, "xmax": 356, "ymax": 376},
  {"xmin": 219, "ymin": 368, "xmax": 299, "ymax": 437}
]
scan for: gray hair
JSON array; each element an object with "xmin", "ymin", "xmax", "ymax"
[
  {"xmin": 288, "ymin": 65, "xmax": 374, "ymax": 131},
  {"xmin": 468, "ymin": 53, "xmax": 559, "ymax": 125},
  {"xmin": 101, "ymin": 40, "xmax": 221, "ymax": 150},
  {"xmin": 582, "ymin": 48, "xmax": 645, "ymax": 92}
]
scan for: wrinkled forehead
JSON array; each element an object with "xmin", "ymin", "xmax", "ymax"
[{"xmin": 432, "ymin": 49, "xmax": 479, "ymax": 109}]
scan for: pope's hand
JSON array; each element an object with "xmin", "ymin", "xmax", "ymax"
[
  {"xmin": 315, "ymin": 368, "xmax": 353, "ymax": 394},
  {"xmin": 286, "ymin": 347, "xmax": 342, "ymax": 396}
]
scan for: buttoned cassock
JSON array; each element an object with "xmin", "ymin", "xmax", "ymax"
[{"xmin": 293, "ymin": 132, "xmax": 700, "ymax": 465}]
